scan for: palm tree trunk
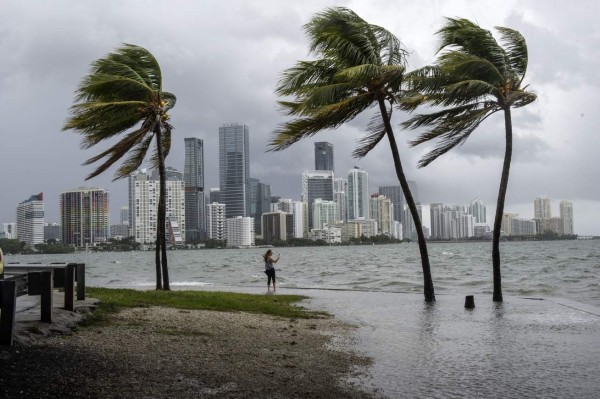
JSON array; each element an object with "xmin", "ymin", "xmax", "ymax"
[
  {"xmin": 155, "ymin": 122, "xmax": 170, "ymax": 291},
  {"xmin": 154, "ymin": 123, "xmax": 163, "ymax": 291},
  {"xmin": 378, "ymin": 98, "xmax": 435, "ymax": 302},
  {"xmin": 492, "ymin": 107, "xmax": 513, "ymax": 302}
]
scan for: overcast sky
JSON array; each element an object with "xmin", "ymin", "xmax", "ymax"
[{"xmin": 1, "ymin": 0, "xmax": 598, "ymax": 235}]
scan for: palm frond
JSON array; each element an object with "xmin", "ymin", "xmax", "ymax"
[
  {"xmin": 115, "ymin": 132, "xmax": 155, "ymax": 180},
  {"xmin": 353, "ymin": 112, "xmax": 387, "ymax": 158},
  {"xmin": 437, "ymin": 18, "xmax": 508, "ymax": 77},
  {"xmin": 495, "ymin": 26, "xmax": 528, "ymax": 86},
  {"xmin": 108, "ymin": 44, "xmax": 163, "ymax": 90},
  {"xmin": 161, "ymin": 92, "xmax": 177, "ymax": 111}
]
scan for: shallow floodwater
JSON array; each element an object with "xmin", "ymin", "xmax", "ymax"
[{"xmin": 10, "ymin": 240, "xmax": 600, "ymax": 398}]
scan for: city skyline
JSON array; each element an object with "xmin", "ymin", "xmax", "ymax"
[{"xmin": 0, "ymin": 1, "xmax": 598, "ymax": 235}]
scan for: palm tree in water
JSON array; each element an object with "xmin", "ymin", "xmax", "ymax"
[
  {"xmin": 401, "ymin": 18, "xmax": 536, "ymax": 301},
  {"xmin": 270, "ymin": 7, "xmax": 435, "ymax": 302},
  {"xmin": 64, "ymin": 44, "xmax": 176, "ymax": 290}
]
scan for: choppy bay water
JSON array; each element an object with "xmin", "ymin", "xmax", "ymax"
[
  {"xmin": 8, "ymin": 239, "xmax": 600, "ymax": 307},
  {"xmin": 9, "ymin": 240, "xmax": 600, "ymax": 398}
]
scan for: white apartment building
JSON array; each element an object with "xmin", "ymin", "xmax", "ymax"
[
  {"xmin": 271, "ymin": 199, "xmax": 304, "ymax": 238},
  {"xmin": 226, "ymin": 216, "xmax": 254, "ymax": 248},
  {"xmin": 310, "ymin": 226, "xmax": 342, "ymax": 244},
  {"xmin": 2, "ymin": 223, "xmax": 17, "ymax": 239},
  {"xmin": 347, "ymin": 166, "xmax": 369, "ymax": 220},
  {"xmin": 206, "ymin": 203, "xmax": 227, "ymax": 241},
  {"xmin": 534, "ymin": 196, "xmax": 552, "ymax": 219},
  {"xmin": 16, "ymin": 193, "xmax": 44, "ymax": 247},
  {"xmin": 560, "ymin": 200, "xmax": 574, "ymax": 235},
  {"xmin": 128, "ymin": 170, "xmax": 185, "ymax": 246},
  {"xmin": 369, "ymin": 194, "xmax": 394, "ymax": 236},
  {"xmin": 312, "ymin": 199, "xmax": 337, "ymax": 231}
]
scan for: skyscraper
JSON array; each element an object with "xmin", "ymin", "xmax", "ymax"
[
  {"xmin": 206, "ymin": 202, "xmax": 226, "ymax": 241},
  {"xmin": 128, "ymin": 170, "xmax": 185, "ymax": 246},
  {"xmin": 378, "ymin": 185, "xmax": 403, "ymax": 223},
  {"xmin": 534, "ymin": 196, "xmax": 552, "ymax": 219},
  {"xmin": 347, "ymin": 166, "xmax": 369, "ymax": 220},
  {"xmin": 469, "ymin": 198, "xmax": 486, "ymax": 223},
  {"xmin": 184, "ymin": 137, "xmax": 205, "ymax": 242},
  {"xmin": 314, "ymin": 142, "xmax": 334, "ymax": 172},
  {"xmin": 334, "ymin": 178, "xmax": 348, "ymax": 223},
  {"xmin": 369, "ymin": 194, "xmax": 394, "ymax": 236},
  {"xmin": 16, "ymin": 193, "xmax": 44, "ymax": 247},
  {"xmin": 219, "ymin": 124, "xmax": 250, "ymax": 218},
  {"xmin": 559, "ymin": 200, "xmax": 574, "ymax": 235},
  {"xmin": 302, "ymin": 170, "xmax": 334, "ymax": 231},
  {"xmin": 61, "ymin": 188, "xmax": 109, "ymax": 246}
]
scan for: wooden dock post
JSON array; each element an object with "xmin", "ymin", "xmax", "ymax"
[
  {"xmin": 64, "ymin": 264, "xmax": 75, "ymax": 311},
  {"xmin": 76, "ymin": 263, "xmax": 85, "ymax": 301},
  {"xmin": 0, "ymin": 280, "xmax": 17, "ymax": 346}
]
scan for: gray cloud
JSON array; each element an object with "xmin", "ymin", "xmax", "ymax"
[{"xmin": 0, "ymin": 0, "xmax": 598, "ymax": 235}]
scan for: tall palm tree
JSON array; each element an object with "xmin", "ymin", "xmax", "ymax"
[
  {"xmin": 63, "ymin": 44, "xmax": 176, "ymax": 290},
  {"xmin": 401, "ymin": 18, "xmax": 536, "ymax": 302},
  {"xmin": 269, "ymin": 7, "xmax": 435, "ymax": 302}
]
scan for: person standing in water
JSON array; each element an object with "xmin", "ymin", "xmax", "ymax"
[{"xmin": 263, "ymin": 249, "xmax": 279, "ymax": 290}]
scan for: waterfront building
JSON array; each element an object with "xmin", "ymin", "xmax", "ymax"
[
  {"xmin": 250, "ymin": 180, "xmax": 271, "ymax": 236},
  {"xmin": 392, "ymin": 221, "xmax": 403, "ymax": 240},
  {"xmin": 128, "ymin": 170, "xmax": 185, "ymax": 246},
  {"xmin": 347, "ymin": 166, "xmax": 369, "ymax": 220},
  {"xmin": 184, "ymin": 137, "xmax": 206, "ymax": 243},
  {"xmin": 44, "ymin": 222, "xmax": 61, "ymax": 242},
  {"xmin": 219, "ymin": 123, "xmax": 250, "ymax": 218},
  {"xmin": 469, "ymin": 198, "xmax": 486, "ymax": 223},
  {"xmin": 270, "ymin": 199, "xmax": 304, "ymax": 238},
  {"xmin": 314, "ymin": 141, "xmax": 334, "ymax": 172},
  {"xmin": 534, "ymin": 196, "xmax": 552, "ymax": 219},
  {"xmin": 2, "ymin": 223, "xmax": 17, "ymax": 240},
  {"xmin": 403, "ymin": 204, "xmax": 422, "ymax": 241},
  {"xmin": 312, "ymin": 199, "xmax": 337, "ymax": 231},
  {"xmin": 560, "ymin": 200, "xmax": 574, "ymax": 235},
  {"xmin": 310, "ymin": 226, "xmax": 341, "ymax": 244},
  {"xmin": 501, "ymin": 213, "xmax": 518, "ymax": 235},
  {"xmin": 342, "ymin": 219, "xmax": 378, "ymax": 240},
  {"xmin": 369, "ymin": 194, "xmax": 394, "ymax": 236},
  {"xmin": 262, "ymin": 211, "xmax": 294, "ymax": 244},
  {"xmin": 511, "ymin": 218, "xmax": 537, "ymax": 236},
  {"xmin": 16, "ymin": 193, "xmax": 45, "ymax": 247},
  {"xmin": 206, "ymin": 202, "xmax": 226, "ymax": 241},
  {"xmin": 120, "ymin": 206, "xmax": 129, "ymax": 225},
  {"xmin": 430, "ymin": 203, "xmax": 473, "ymax": 239},
  {"xmin": 333, "ymin": 177, "xmax": 348, "ymax": 223},
  {"xmin": 378, "ymin": 185, "xmax": 403, "ymax": 224},
  {"xmin": 110, "ymin": 224, "xmax": 129, "ymax": 238},
  {"xmin": 226, "ymin": 216, "xmax": 254, "ymax": 248},
  {"xmin": 60, "ymin": 188, "xmax": 109, "ymax": 247},
  {"xmin": 538, "ymin": 217, "xmax": 563, "ymax": 235},
  {"xmin": 473, "ymin": 223, "xmax": 491, "ymax": 237},
  {"xmin": 302, "ymin": 170, "xmax": 334, "ymax": 231}
]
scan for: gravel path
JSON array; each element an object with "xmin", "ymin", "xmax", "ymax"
[{"xmin": 1, "ymin": 306, "xmax": 379, "ymax": 398}]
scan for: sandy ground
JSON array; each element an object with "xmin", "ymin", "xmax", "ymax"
[{"xmin": 0, "ymin": 305, "xmax": 380, "ymax": 398}]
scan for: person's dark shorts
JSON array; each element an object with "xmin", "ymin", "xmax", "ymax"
[{"xmin": 265, "ymin": 268, "xmax": 275, "ymax": 277}]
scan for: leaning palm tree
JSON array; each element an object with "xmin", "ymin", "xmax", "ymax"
[
  {"xmin": 63, "ymin": 44, "xmax": 176, "ymax": 290},
  {"xmin": 401, "ymin": 18, "xmax": 536, "ymax": 302},
  {"xmin": 269, "ymin": 7, "xmax": 435, "ymax": 302}
]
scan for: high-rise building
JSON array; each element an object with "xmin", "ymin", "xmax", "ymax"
[
  {"xmin": 120, "ymin": 206, "xmax": 129, "ymax": 225},
  {"xmin": 209, "ymin": 188, "xmax": 221, "ymax": 204},
  {"xmin": 378, "ymin": 186, "xmax": 403, "ymax": 223},
  {"xmin": 369, "ymin": 194, "xmax": 394, "ymax": 236},
  {"xmin": 206, "ymin": 202, "xmax": 226, "ymax": 241},
  {"xmin": 271, "ymin": 199, "xmax": 304, "ymax": 238},
  {"xmin": 262, "ymin": 211, "xmax": 294, "ymax": 244},
  {"xmin": 219, "ymin": 123, "xmax": 250, "ymax": 218},
  {"xmin": 334, "ymin": 178, "xmax": 347, "ymax": 223},
  {"xmin": 2, "ymin": 223, "xmax": 16, "ymax": 239},
  {"xmin": 404, "ymin": 204, "xmax": 423, "ymax": 241},
  {"xmin": 302, "ymin": 170, "xmax": 334, "ymax": 231},
  {"xmin": 44, "ymin": 222, "xmax": 61, "ymax": 242},
  {"xmin": 226, "ymin": 216, "xmax": 254, "ymax": 247},
  {"xmin": 559, "ymin": 200, "xmax": 574, "ymax": 235},
  {"xmin": 61, "ymin": 188, "xmax": 109, "ymax": 246},
  {"xmin": 249, "ymin": 179, "xmax": 271, "ymax": 236},
  {"xmin": 312, "ymin": 199, "xmax": 337, "ymax": 230},
  {"xmin": 534, "ymin": 196, "xmax": 552, "ymax": 219},
  {"xmin": 184, "ymin": 137, "xmax": 206, "ymax": 243},
  {"xmin": 128, "ymin": 170, "xmax": 185, "ymax": 246},
  {"xmin": 314, "ymin": 142, "xmax": 334, "ymax": 172},
  {"xmin": 347, "ymin": 166, "xmax": 369, "ymax": 220},
  {"xmin": 16, "ymin": 193, "xmax": 44, "ymax": 247},
  {"xmin": 469, "ymin": 198, "xmax": 486, "ymax": 223}
]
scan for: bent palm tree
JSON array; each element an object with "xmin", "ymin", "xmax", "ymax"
[
  {"xmin": 63, "ymin": 44, "xmax": 176, "ymax": 290},
  {"xmin": 401, "ymin": 18, "xmax": 536, "ymax": 301},
  {"xmin": 269, "ymin": 7, "xmax": 435, "ymax": 302}
]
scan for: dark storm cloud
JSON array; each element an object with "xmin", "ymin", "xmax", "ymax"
[{"xmin": 0, "ymin": 0, "xmax": 598, "ymax": 235}]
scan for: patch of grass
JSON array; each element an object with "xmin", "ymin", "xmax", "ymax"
[{"xmin": 85, "ymin": 287, "xmax": 328, "ymax": 326}]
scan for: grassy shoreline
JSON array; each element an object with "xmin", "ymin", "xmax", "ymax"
[{"xmin": 84, "ymin": 287, "xmax": 328, "ymax": 326}]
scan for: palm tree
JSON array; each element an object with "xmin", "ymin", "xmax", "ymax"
[
  {"xmin": 63, "ymin": 44, "xmax": 176, "ymax": 290},
  {"xmin": 269, "ymin": 7, "xmax": 435, "ymax": 302},
  {"xmin": 401, "ymin": 18, "xmax": 536, "ymax": 302}
]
